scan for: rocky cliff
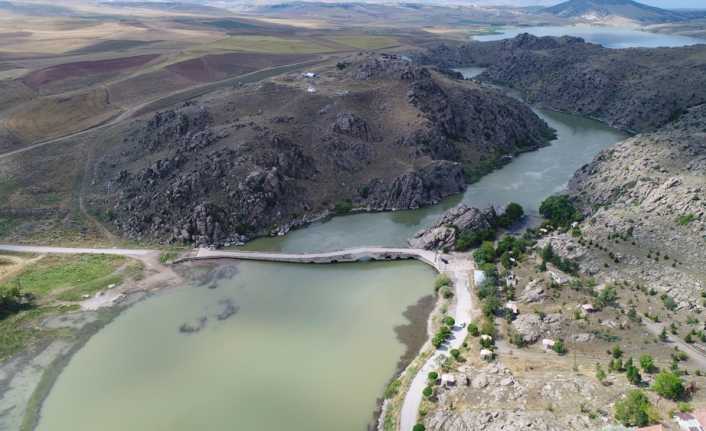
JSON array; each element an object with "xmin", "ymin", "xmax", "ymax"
[
  {"xmin": 88, "ymin": 54, "xmax": 553, "ymax": 245},
  {"xmin": 544, "ymin": 104, "xmax": 706, "ymax": 306},
  {"xmin": 419, "ymin": 34, "xmax": 706, "ymax": 132}
]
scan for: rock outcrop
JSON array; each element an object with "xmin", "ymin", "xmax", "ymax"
[
  {"xmin": 89, "ymin": 53, "xmax": 553, "ymax": 246},
  {"xmin": 543, "ymin": 104, "xmax": 706, "ymax": 307},
  {"xmin": 409, "ymin": 204, "xmax": 497, "ymax": 250},
  {"xmin": 419, "ymin": 34, "xmax": 706, "ymax": 132}
]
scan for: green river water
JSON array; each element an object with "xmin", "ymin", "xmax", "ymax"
[{"xmin": 34, "ymin": 73, "xmax": 628, "ymax": 430}]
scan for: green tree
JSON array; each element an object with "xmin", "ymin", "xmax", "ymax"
[
  {"xmin": 467, "ymin": 323, "xmax": 479, "ymax": 337},
  {"xmin": 442, "ymin": 316, "xmax": 455, "ymax": 327},
  {"xmin": 427, "ymin": 371, "xmax": 438, "ymax": 382},
  {"xmin": 497, "ymin": 202, "xmax": 525, "ymax": 228},
  {"xmin": 539, "ymin": 195, "xmax": 580, "ymax": 227},
  {"xmin": 659, "ymin": 327, "xmax": 668, "ymax": 342},
  {"xmin": 473, "ymin": 241, "xmax": 496, "ymax": 265},
  {"xmin": 611, "ymin": 345, "xmax": 624, "ymax": 359},
  {"xmin": 652, "ymin": 371, "xmax": 685, "ymax": 400},
  {"xmin": 640, "ymin": 355, "xmax": 656, "ymax": 373},
  {"xmin": 614, "ymin": 390, "xmax": 658, "ymax": 427},
  {"xmin": 413, "ymin": 425, "xmax": 425, "ymax": 431},
  {"xmin": 626, "ymin": 363, "xmax": 642, "ymax": 386}
]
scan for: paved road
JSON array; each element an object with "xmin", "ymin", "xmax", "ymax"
[{"xmin": 399, "ymin": 253, "xmax": 475, "ymax": 431}]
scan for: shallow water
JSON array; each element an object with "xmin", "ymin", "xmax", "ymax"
[
  {"xmin": 474, "ymin": 24, "xmax": 705, "ymax": 48},
  {"xmin": 35, "ymin": 261, "xmax": 435, "ymax": 431}
]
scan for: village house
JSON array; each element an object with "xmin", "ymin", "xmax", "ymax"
[
  {"xmin": 441, "ymin": 374, "xmax": 456, "ymax": 388},
  {"xmin": 480, "ymin": 349, "xmax": 493, "ymax": 360},
  {"xmin": 674, "ymin": 410, "xmax": 706, "ymax": 431}
]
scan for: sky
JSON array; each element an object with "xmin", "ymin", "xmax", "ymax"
[{"xmin": 472, "ymin": 0, "xmax": 706, "ymax": 8}]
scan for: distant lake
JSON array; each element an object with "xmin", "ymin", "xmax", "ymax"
[{"xmin": 474, "ymin": 25, "xmax": 705, "ymax": 48}]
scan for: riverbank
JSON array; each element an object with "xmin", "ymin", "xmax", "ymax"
[{"xmin": 0, "ymin": 246, "xmax": 184, "ymax": 431}]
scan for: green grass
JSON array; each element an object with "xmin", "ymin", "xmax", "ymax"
[
  {"xmin": 0, "ymin": 254, "xmax": 125, "ymax": 298},
  {"xmin": 206, "ymin": 36, "xmax": 333, "ymax": 54},
  {"xmin": 0, "ymin": 216, "xmax": 20, "ymax": 237},
  {"xmin": 676, "ymin": 213, "xmax": 696, "ymax": 226},
  {"xmin": 159, "ymin": 250, "xmax": 180, "ymax": 264},
  {"xmin": 0, "ymin": 306, "xmax": 71, "ymax": 361}
]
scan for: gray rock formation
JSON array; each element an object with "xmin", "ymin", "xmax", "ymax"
[
  {"xmin": 409, "ymin": 204, "xmax": 496, "ymax": 250},
  {"xmin": 511, "ymin": 313, "xmax": 564, "ymax": 344},
  {"xmin": 419, "ymin": 34, "xmax": 706, "ymax": 132}
]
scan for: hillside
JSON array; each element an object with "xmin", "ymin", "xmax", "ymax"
[
  {"xmin": 418, "ymin": 34, "xmax": 706, "ymax": 133},
  {"xmin": 84, "ymin": 54, "xmax": 554, "ymax": 246},
  {"xmin": 542, "ymin": 0, "xmax": 687, "ymax": 23}
]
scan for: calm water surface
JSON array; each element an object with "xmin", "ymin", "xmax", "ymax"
[
  {"xmin": 474, "ymin": 24, "xmax": 705, "ymax": 48},
  {"xmin": 36, "ymin": 261, "xmax": 435, "ymax": 431},
  {"xmin": 36, "ymin": 68, "xmax": 628, "ymax": 431}
]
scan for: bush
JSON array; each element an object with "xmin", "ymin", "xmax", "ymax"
[
  {"xmin": 597, "ymin": 287, "xmax": 619, "ymax": 309},
  {"xmin": 552, "ymin": 339, "xmax": 567, "ymax": 355},
  {"xmin": 422, "ymin": 386, "xmax": 433, "ymax": 398},
  {"xmin": 652, "ymin": 371, "xmax": 685, "ymax": 400},
  {"xmin": 333, "ymin": 199, "xmax": 353, "ymax": 215},
  {"xmin": 614, "ymin": 390, "xmax": 658, "ymax": 427},
  {"xmin": 442, "ymin": 316, "xmax": 455, "ymax": 327},
  {"xmin": 427, "ymin": 371, "xmax": 438, "ymax": 382},
  {"xmin": 413, "ymin": 425, "xmax": 425, "ymax": 431},
  {"xmin": 539, "ymin": 195, "xmax": 581, "ymax": 227},
  {"xmin": 455, "ymin": 228, "xmax": 496, "ymax": 251},
  {"xmin": 450, "ymin": 349, "xmax": 461, "ymax": 359},
  {"xmin": 640, "ymin": 355, "xmax": 656, "ymax": 373},
  {"xmin": 384, "ymin": 379, "xmax": 401, "ymax": 398},
  {"xmin": 468, "ymin": 323, "xmax": 479, "ymax": 336},
  {"xmin": 627, "ymin": 363, "xmax": 642, "ymax": 386},
  {"xmin": 434, "ymin": 274, "xmax": 452, "ymax": 291},
  {"xmin": 676, "ymin": 213, "xmax": 696, "ymax": 226}
]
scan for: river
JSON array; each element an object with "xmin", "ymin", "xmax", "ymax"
[
  {"xmin": 473, "ymin": 24, "xmax": 705, "ymax": 48},
  {"xmin": 34, "ymin": 73, "xmax": 628, "ymax": 430}
]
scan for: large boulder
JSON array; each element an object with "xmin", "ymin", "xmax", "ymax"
[{"xmin": 409, "ymin": 204, "xmax": 496, "ymax": 250}]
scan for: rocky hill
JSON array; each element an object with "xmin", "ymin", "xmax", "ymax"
[
  {"xmin": 87, "ymin": 54, "xmax": 554, "ymax": 246},
  {"xmin": 418, "ymin": 34, "xmax": 706, "ymax": 133},
  {"xmin": 546, "ymin": 104, "xmax": 706, "ymax": 306},
  {"xmin": 542, "ymin": 0, "xmax": 687, "ymax": 24}
]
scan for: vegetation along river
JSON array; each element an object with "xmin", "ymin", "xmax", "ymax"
[{"xmin": 35, "ymin": 69, "xmax": 628, "ymax": 430}]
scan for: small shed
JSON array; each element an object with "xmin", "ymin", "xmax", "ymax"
[
  {"xmin": 441, "ymin": 374, "xmax": 456, "ymax": 387},
  {"xmin": 542, "ymin": 339, "xmax": 555, "ymax": 350},
  {"xmin": 480, "ymin": 349, "xmax": 493, "ymax": 360},
  {"xmin": 474, "ymin": 270, "xmax": 486, "ymax": 287}
]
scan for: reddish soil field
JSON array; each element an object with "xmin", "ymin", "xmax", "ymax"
[
  {"xmin": 166, "ymin": 52, "xmax": 316, "ymax": 82},
  {"xmin": 21, "ymin": 54, "xmax": 159, "ymax": 89}
]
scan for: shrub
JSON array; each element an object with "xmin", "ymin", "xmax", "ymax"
[
  {"xmin": 413, "ymin": 425, "xmax": 425, "ymax": 431},
  {"xmin": 652, "ymin": 371, "xmax": 685, "ymax": 400},
  {"xmin": 384, "ymin": 379, "xmax": 401, "ymax": 398},
  {"xmin": 678, "ymin": 402, "xmax": 693, "ymax": 413},
  {"xmin": 640, "ymin": 355, "xmax": 656, "ymax": 373},
  {"xmin": 422, "ymin": 386, "xmax": 433, "ymax": 398},
  {"xmin": 611, "ymin": 345, "xmax": 624, "ymax": 359},
  {"xmin": 455, "ymin": 228, "xmax": 496, "ymax": 251},
  {"xmin": 614, "ymin": 390, "xmax": 658, "ymax": 427},
  {"xmin": 473, "ymin": 241, "xmax": 497, "ymax": 265},
  {"xmin": 676, "ymin": 213, "xmax": 696, "ymax": 226},
  {"xmin": 552, "ymin": 339, "xmax": 567, "ymax": 355},
  {"xmin": 450, "ymin": 349, "xmax": 461, "ymax": 360},
  {"xmin": 427, "ymin": 371, "xmax": 438, "ymax": 382},
  {"xmin": 596, "ymin": 363, "xmax": 606, "ymax": 382},
  {"xmin": 442, "ymin": 316, "xmax": 455, "ymax": 327},
  {"xmin": 468, "ymin": 323, "xmax": 479, "ymax": 336},
  {"xmin": 434, "ymin": 274, "xmax": 452, "ymax": 291},
  {"xmin": 333, "ymin": 199, "xmax": 353, "ymax": 215},
  {"xmin": 627, "ymin": 363, "xmax": 642, "ymax": 386}
]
